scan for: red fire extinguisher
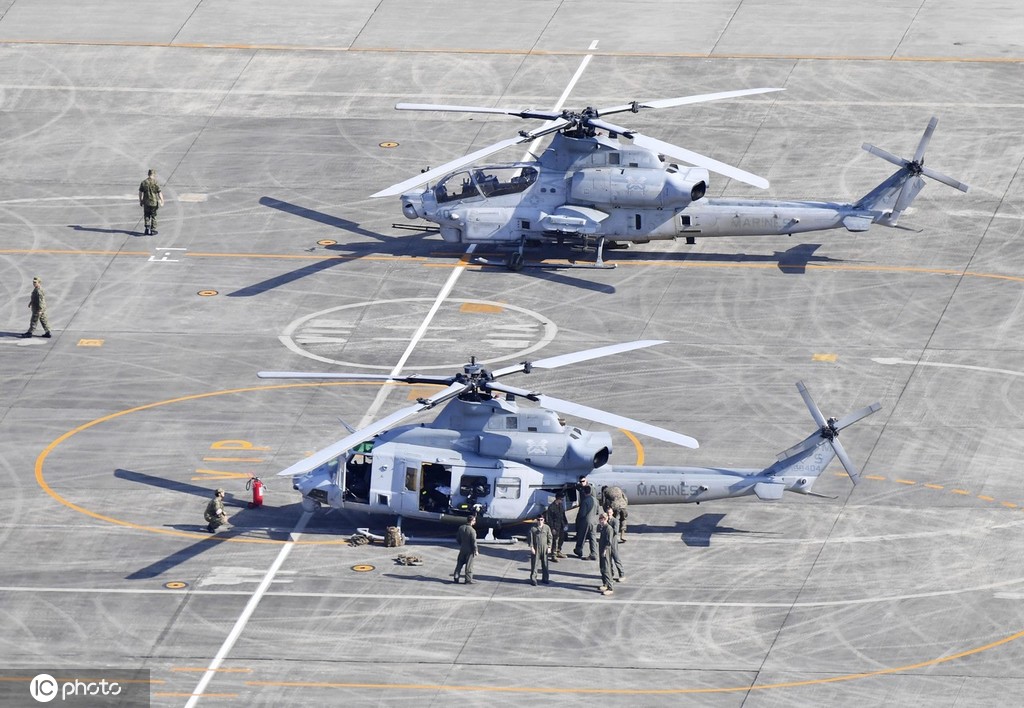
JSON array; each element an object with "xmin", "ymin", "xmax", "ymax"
[{"xmin": 247, "ymin": 476, "xmax": 266, "ymax": 509}]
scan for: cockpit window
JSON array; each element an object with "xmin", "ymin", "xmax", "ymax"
[{"xmin": 435, "ymin": 166, "xmax": 538, "ymax": 203}]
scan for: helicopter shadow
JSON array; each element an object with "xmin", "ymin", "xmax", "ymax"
[
  {"xmin": 228, "ymin": 198, "xmax": 435, "ymax": 297},
  {"xmin": 609, "ymin": 242, "xmax": 849, "ymax": 274},
  {"xmin": 67, "ymin": 225, "xmax": 145, "ymax": 237},
  {"xmin": 630, "ymin": 513, "xmax": 776, "ymax": 547}
]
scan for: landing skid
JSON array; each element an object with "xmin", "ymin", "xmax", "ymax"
[{"xmin": 474, "ymin": 236, "xmax": 617, "ymax": 271}]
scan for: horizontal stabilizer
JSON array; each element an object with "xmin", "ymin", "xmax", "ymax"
[{"xmin": 754, "ymin": 482, "xmax": 785, "ymax": 501}]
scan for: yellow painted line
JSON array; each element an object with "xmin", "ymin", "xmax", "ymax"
[
  {"xmin": 153, "ymin": 693, "xmax": 237, "ymax": 698},
  {"xmin": 863, "ymin": 475, "xmax": 887, "ymax": 481},
  {"xmin": 978, "ymin": 495, "xmax": 995, "ymax": 502},
  {"xmin": 201, "ymin": 457, "xmax": 264, "ymax": 463},
  {"xmin": 923, "ymin": 484, "xmax": 944, "ymax": 490},
  {"xmin": 1002, "ymin": 502, "xmax": 1018, "ymax": 509},
  {"xmin": 192, "ymin": 469, "xmax": 254, "ymax": 481},
  {"xmin": 460, "ymin": 302, "xmax": 503, "ymax": 314},
  {"xmin": 0, "ymin": 38, "xmax": 1021, "ymax": 63},
  {"xmin": 620, "ymin": 430, "xmax": 644, "ymax": 467},
  {"xmin": 245, "ymin": 626, "xmax": 1024, "ymax": 693},
  {"xmin": 895, "ymin": 479, "xmax": 916, "ymax": 485},
  {"xmin": 812, "ymin": 353, "xmax": 837, "ymax": 362},
  {"xmin": 34, "ymin": 382, "xmax": 407, "ymax": 546},
  {"xmin": 7, "ymin": 248, "xmax": 1024, "ymax": 289},
  {"xmin": 952, "ymin": 489, "xmax": 971, "ymax": 495},
  {"xmin": 77, "ymin": 338, "xmax": 104, "ymax": 347}
]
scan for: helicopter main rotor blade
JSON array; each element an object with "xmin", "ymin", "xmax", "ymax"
[
  {"xmin": 258, "ymin": 370, "xmax": 456, "ymax": 386},
  {"xmin": 276, "ymin": 381, "xmax": 468, "ymax": 477},
  {"xmin": 487, "ymin": 381, "xmax": 699, "ymax": 449},
  {"xmin": 616, "ymin": 130, "xmax": 770, "ymax": 190},
  {"xmin": 490, "ymin": 340, "xmax": 668, "ymax": 379},
  {"xmin": 371, "ymin": 119, "xmax": 571, "ymax": 198},
  {"xmin": 595, "ymin": 87, "xmax": 785, "ymax": 118},
  {"xmin": 396, "ymin": 102, "xmax": 563, "ymax": 122}
]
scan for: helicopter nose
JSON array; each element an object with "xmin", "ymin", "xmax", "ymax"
[{"xmin": 401, "ymin": 198, "xmax": 421, "ymax": 219}]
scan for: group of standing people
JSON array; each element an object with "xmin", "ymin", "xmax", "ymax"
[{"xmin": 451, "ymin": 481, "xmax": 630, "ymax": 595}]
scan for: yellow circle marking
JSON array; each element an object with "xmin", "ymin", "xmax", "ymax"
[
  {"xmin": 164, "ymin": 581, "xmax": 188, "ymax": 589},
  {"xmin": 198, "ymin": 290, "xmax": 218, "ymax": 297},
  {"xmin": 379, "ymin": 142, "xmax": 399, "ymax": 148},
  {"xmin": 352, "ymin": 564, "xmax": 375, "ymax": 572},
  {"xmin": 317, "ymin": 239, "xmax": 337, "ymax": 246},
  {"xmin": 35, "ymin": 382, "xmax": 402, "ymax": 545}
]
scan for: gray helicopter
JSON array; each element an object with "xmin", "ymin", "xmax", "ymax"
[
  {"xmin": 259, "ymin": 341, "xmax": 880, "ymax": 528},
  {"xmin": 372, "ymin": 90, "xmax": 968, "ymax": 269}
]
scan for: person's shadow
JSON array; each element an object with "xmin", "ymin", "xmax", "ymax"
[{"xmin": 68, "ymin": 225, "xmax": 145, "ymax": 237}]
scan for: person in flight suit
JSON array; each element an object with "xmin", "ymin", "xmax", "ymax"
[
  {"xmin": 573, "ymin": 485, "xmax": 598, "ymax": 560},
  {"xmin": 528, "ymin": 515, "xmax": 553, "ymax": 585},
  {"xmin": 597, "ymin": 513, "xmax": 616, "ymax": 595},
  {"xmin": 204, "ymin": 488, "xmax": 228, "ymax": 532},
  {"xmin": 139, "ymin": 169, "xmax": 164, "ymax": 235},
  {"xmin": 453, "ymin": 515, "xmax": 479, "ymax": 584},
  {"xmin": 21, "ymin": 276, "xmax": 51, "ymax": 338}
]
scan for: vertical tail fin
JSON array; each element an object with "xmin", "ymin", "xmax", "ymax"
[{"xmin": 856, "ymin": 118, "xmax": 969, "ymax": 226}]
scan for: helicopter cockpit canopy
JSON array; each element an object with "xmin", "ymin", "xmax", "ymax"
[{"xmin": 435, "ymin": 165, "xmax": 538, "ymax": 204}]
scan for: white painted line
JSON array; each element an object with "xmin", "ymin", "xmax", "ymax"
[
  {"xmin": 183, "ymin": 513, "xmax": 310, "ymax": 708},
  {"xmin": 873, "ymin": 357, "xmax": 1024, "ymax": 377},
  {"xmin": 0, "ymin": 194, "xmax": 135, "ymax": 204},
  {"xmin": 3, "ymin": 579, "xmax": 1023, "ymax": 609}
]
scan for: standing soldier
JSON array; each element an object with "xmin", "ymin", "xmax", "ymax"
[
  {"xmin": 573, "ymin": 485, "xmax": 598, "ymax": 560},
  {"xmin": 543, "ymin": 492, "xmax": 568, "ymax": 562},
  {"xmin": 597, "ymin": 513, "xmax": 616, "ymax": 596},
  {"xmin": 453, "ymin": 515, "xmax": 479, "ymax": 584},
  {"xmin": 603, "ymin": 505, "xmax": 626, "ymax": 583},
  {"xmin": 528, "ymin": 516, "xmax": 553, "ymax": 586},
  {"xmin": 138, "ymin": 169, "xmax": 164, "ymax": 235},
  {"xmin": 204, "ymin": 488, "xmax": 228, "ymax": 532},
  {"xmin": 21, "ymin": 276, "xmax": 52, "ymax": 338},
  {"xmin": 600, "ymin": 485, "xmax": 630, "ymax": 542}
]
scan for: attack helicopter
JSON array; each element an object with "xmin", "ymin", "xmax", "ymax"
[
  {"xmin": 259, "ymin": 341, "xmax": 880, "ymax": 528},
  {"xmin": 372, "ymin": 89, "xmax": 968, "ymax": 269}
]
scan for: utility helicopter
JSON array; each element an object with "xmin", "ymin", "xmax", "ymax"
[
  {"xmin": 259, "ymin": 341, "xmax": 881, "ymax": 529},
  {"xmin": 371, "ymin": 89, "xmax": 968, "ymax": 269}
]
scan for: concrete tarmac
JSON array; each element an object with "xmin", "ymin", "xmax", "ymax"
[{"xmin": 2, "ymin": 1, "xmax": 1024, "ymax": 706}]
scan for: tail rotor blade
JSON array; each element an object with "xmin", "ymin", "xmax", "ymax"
[
  {"xmin": 796, "ymin": 381, "xmax": 828, "ymax": 428},
  {"xmin": 831, "ymin": 438, "xmax": 861, "ymax": 485},
  {"xmin": 832, "ymin": 402, "xmax": 882, "ymax": 431},
  {"xmin": 920, "ymin": 165, "xmax": 969, "ymax": 192},
  {"xmin": 914, "ymin": 116, "xmax": 938, "ymax": 164}
]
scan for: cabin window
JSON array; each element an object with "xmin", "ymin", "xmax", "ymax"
[
  {"xmin": 680, "ymin": 215, "xmax": 691, "ymax": 227},
  {"xmin": 609, "ymin": 153, "xmax": 620, "ymax": 165},
  {"xmin": 495, "ymin": 477, "xmax": 522, "ymax": 500},
  {"xmin": 404, "ymin": 466, "xmax": 418, "ymax": 492},
  {"xmin": 519, "ymin": 219, "xmax": 531, "ymax": 230},
  {"xmin": 505, "ymin": 416, "xmax": 518, "ymax": 430}
]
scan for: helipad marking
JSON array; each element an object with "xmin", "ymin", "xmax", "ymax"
[
  {"xmin": 164, "ymin": 581, "xmax": 188, "ymax": 589},
  {"xmin": 352, "ymin": 565, "xmax": 375, "ymax": 572},
  {"xmin": 77, "ymin": 339, "xmax": 104, "ymax": 347}
]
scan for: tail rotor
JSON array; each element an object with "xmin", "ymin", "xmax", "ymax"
[{"xmin": 778, "ymin": 382, "xmax": 881, "ymax": 485}]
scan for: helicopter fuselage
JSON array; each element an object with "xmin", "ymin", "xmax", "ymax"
[
  {"xmin": 291, "ymin": 393, "xmax": 835, "ymax": 525},
  {"xmin": 399, "ymin": 133, "xmax": 882, "ymax": 247}
]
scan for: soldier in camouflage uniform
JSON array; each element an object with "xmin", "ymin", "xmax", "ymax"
[
  {"xmin": 600, "ymin": 484, "xmax": 629, "ymax": 542},
  {"xmin": 204, "ymin": 488, "xmax": 228, "ymax": 532},
  {"xmin": 138, "ymin": 169, "xmax": 164, "ymax": 235},
  {"xmin": 21, "ymin": 276, "xmax": 51, "ymax": 338}
]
